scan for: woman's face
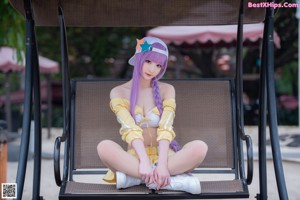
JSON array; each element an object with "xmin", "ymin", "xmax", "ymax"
[{"xmin": 141, "ymin": 59, "xmax": 162, "ymax": 80}]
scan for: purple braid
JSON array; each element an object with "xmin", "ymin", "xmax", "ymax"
[
  {"xmin": 151, "ymin": 78, "xmax": 163, "ymax": 115},
  {"xmin": 170, "ymin": 140, "xmax": 182, "ymax": 152},
  {"xmin": 152, "ymin": 76, "xmax": 181, "ymax": 152}
]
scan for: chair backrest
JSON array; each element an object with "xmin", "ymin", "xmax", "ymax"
[{"xmin": 72, "ymin": 79, "xmax": 235, "ymax": 170}]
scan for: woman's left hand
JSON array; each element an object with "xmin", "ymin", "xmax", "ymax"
[{"xmin": 153, "ymin": 163, "xmax": 170, "ymax": 190}]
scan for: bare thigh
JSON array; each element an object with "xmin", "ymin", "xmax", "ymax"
[
  {"xmin": 97, "ymin": 140, "xmax": 141, "ymax": 178},
  {"xmin": 167, "ymin": 140, "xmax": 208, "ymax": 175}
]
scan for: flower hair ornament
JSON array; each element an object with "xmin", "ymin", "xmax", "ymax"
[{"xmin": 128, "ymin": 37, "xmax": 169, "ymax": 66}]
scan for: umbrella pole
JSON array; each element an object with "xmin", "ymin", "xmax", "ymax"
[{"xmin": 5, "ymin": 73, "xmax": 12, "ymax": 132}]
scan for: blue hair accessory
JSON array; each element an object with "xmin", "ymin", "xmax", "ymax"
[{"xmin": 140, "ymin": 41, "xmax": 151, "ymax": 52}]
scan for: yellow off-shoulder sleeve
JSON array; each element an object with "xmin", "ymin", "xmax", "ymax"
[
  {"xmin": 110, "ymin": 98, "xmax": 144, "ymax": 145},
  {"xmin": 157, "ymin": 99, "xmax": 176, "ymax": 142}
]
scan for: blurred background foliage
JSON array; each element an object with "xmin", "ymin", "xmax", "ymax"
[
  {"xmin": 272, "ymin": 8, "xmax": 298, "ymax": 125},
  {"xmin": 0, "ymin": 2, "xmax": 298, "ymax": 127},
  {"xmin": 35, "ymin": 27, "xmax": 149, "ymax": 79},
  {"xmin": 0, "ymin": 0, "xmax": 25, "ymax": 59}
]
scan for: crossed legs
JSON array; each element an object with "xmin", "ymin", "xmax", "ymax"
[
  {"xmin": 97, "ymin": 140, "xmax": 141, "ymax": 178},
  {"xmin": 97, "ymin": 140, "xmax": 208, "ymax": 177},
  {"xmin": 168, "ymin": 140, "xmax": 208, "ymax": 175}
]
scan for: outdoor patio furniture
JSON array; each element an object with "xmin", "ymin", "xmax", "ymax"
[{"xmin": 53, "ymin": 79, "xmax": 252, "ymax": 199}]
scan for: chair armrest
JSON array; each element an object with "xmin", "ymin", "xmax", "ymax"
[
  {"xmin": 54, "ymin": 136, "xmax": 63, "ymax": 186},
  {"xmin": 242, "ymin": 134, "xmax": 253, "ymax": 185}
]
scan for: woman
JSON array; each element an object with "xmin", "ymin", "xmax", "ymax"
[{"xmin": 97, "ymin": 37, "xmax": 208, "ymax": 194}]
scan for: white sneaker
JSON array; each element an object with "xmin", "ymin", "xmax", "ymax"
[
  {"xmin": 116, "ymin": 171, "xmax": 143, "ymax": 189},
  {"xmin": 147, "ymin": 173, "xmax": 201, "ymax": 194}
]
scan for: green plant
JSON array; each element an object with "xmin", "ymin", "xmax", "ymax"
[{"xmin": 0, "ymin": 0, "xmax": 25, "ymax": 61}]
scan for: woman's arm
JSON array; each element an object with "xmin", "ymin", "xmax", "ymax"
[
  {"xmin": 156, "ymin": 84, "xmax": 176, "ymax": 142},
  {"xmin": 157, "ymin": 140, "xmax": 170, "ymax": 165},
  {"xmin": 132, "ymin": 139, "xmax": 154, "ymax": 184},
  {"xmin": 154, "ymin": 83, "xmax": 176, "ymax": 189},
  {"xmin": 110, "ymin": 87, "xmax": 153, "ymax": 184},
  {"xmin": 154, "ymin": 139, "xmax": 171, "ymax": 189}
]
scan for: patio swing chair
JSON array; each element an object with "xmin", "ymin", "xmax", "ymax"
[{"xmin": 10, "ymin": 0, "xmax": 289, "ymax": 199}]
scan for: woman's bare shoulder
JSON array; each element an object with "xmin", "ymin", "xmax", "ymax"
[
  {"xmin": 110, "ymin": 82, "xmax": 131, "ymax": 99},
  {"xmin": 158, "ymin": 82, "xmax": 175, "ymax": 99}
]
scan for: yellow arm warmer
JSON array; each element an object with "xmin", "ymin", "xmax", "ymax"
[
  {"xmin": 157, "ymin": 99, "xmax": 176, "ymax": 142},
  {"xmin": 110, "ymin": 98, "xmax": 144, "ymax": 145}
]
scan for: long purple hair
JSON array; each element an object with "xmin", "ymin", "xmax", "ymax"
[{"xmin": 129, "ymin": 42, "xmax": 181, "ymax": 152}]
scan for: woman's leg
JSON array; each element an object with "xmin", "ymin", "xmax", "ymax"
[
  {"xmin": 167, "ymin": 140, "xmax": 208, "ymax": 175},
  {"xmin": 97, "ymin": 140, "xmax": 141, "ymax": 178}
]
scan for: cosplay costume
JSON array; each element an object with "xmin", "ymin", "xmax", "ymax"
[
  {"xmin": 101, "ymin": 37, "xmax": 201, "ymax": 194},
  {"xmin": 103, "ymin": 97, "xmax": 176, "ymax": 183}
]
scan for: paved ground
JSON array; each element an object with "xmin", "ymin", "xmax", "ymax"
[{"xmin": 4, "ymin": 126, "xmax": 300, "ymax": 200}]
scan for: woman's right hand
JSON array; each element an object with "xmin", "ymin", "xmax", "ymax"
[
  {"xmin": 139, "ymin": 159, "xmax": 154, "ymax": 184},
  {"xmin": 131, "ymin": 139, "xmax": 154, "ymax": 184}
]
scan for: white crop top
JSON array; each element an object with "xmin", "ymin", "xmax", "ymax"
[{"xmin": 134, "ymin": 111, "xmax": 160, "ymax": 128}]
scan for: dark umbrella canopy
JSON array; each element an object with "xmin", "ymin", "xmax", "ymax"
[{"xmin": 9, "ymin": 0, "xmax": 265, "ymax": 27}]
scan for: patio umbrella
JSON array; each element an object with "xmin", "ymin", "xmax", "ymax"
[
  {"xmin": 0, "ymin": 47, "xmax": 59, "ymax": 73},
  {"xmin": 147, "ymin": 23, "xmax": 280, "ymax": 78},
  {"xmin": 0, "ymin": 47, "xmax": 59, "ymax": 134},
  {"xmin": 147, "ymin": 23, "xmax": 280, "ymax": 48}
]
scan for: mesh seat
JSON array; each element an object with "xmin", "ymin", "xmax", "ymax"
[
  {"xmin": 65, "ymin": 180, "xmax": 244, "ymax": 194},
  {"xmin": 73, "ymin": 80, "xmax": 234, "ymax": 169}
]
